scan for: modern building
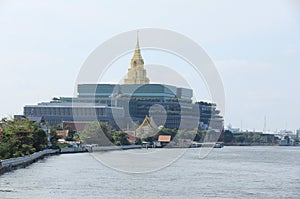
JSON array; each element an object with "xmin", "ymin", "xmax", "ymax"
[
  {"xmin": 226, "ymin": 124, "xmax": 240, "ymax": 133},
  {"xmin": 22, "ymin": 37, "xmax": 223, "ymax": 132}
]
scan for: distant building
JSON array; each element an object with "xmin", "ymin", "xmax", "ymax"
[
  {"xmin": 24, "ymin": 103, "xmax": 124, "ymax": 127},
  {"xmin": 56, "ymin": 130, "xmax": 69, "ymax": 139},
  {"xmin": 158, "ymin": 135, "xmax": 171, "ymax": 142},
  {"xmin": 297, "ymin": 129, "xmax": 300, "ymax": 138},
  {"xmin": 23, "ymin": 83, "xmax": 223, "ymax": 131},
  {"xmin": 226, "ymin": 124, "xmax": 240, "ymax": 133},
  {"xmin": 135, "ymin": 116, "xmax": 158, "ymax": 139},
  {"xmin": 158, "ymin": 135, "xmax": 171, "ymax": 147},
  {"xmin": 22, "ymin": 37, "xmax": 223, "ymax": 132},
  {"xmin": 62, "ymin": 121, "xmax": 89, "ymax": 132}
]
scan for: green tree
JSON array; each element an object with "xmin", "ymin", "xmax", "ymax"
[
  {"xmin": 49, "ymin": 127, "xmax": 60, "ymax": 149},
  {"xmin": 135, "ymin": 137, "xmax": 142, "ymax": 145},
  {"xmin": 79, "ymin": 121, "xmax": 114, "ymax": 146},
  {"xmin": 235, "ymin": 135, "xmax": 245, "ymax": 143},
  {"xmin": 0, "ymin": 118, "xmax": 47, "ymax": 159},
  {"xmin": 223, "ymin": 130, "xmax": 233, "ymax": 143},
  {"xmin": 33, "ymin": 129, "xmax": 47, "ymax": 151},
  {"xmin": 194, "ymin": 130, "xmax": 207, "ymax": 142},
  {"xmin": 112, "ymin": 131, "xmax": 131, "ymax": 146},
  {"xmin": 72, "ymin": 133, "xmax": 80, "ymax": 142}
]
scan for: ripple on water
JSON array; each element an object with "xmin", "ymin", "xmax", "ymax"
[{"xmin": 0, "ymin": 147, "xmax": 299, "ymax": 199}]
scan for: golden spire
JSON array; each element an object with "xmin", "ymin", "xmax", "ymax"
[
  {"xmin": 124, "ymin": 31, "xmax": 149, "ymax": 84},
  {"xmin": 132, "ymin": 31, "xmax": 143, "ymax": 60}
]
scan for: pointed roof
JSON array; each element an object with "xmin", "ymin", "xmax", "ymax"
[
  {"xmin": 137, "ymin": 116, "xmax": 158, "ymax": 130},
  {"xmin": 132, "ymin": 32, "xmax": 143, "ymax": 60}
]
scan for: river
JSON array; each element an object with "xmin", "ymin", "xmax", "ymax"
[{"xmin": 0, "ymin": 146, "xmax": 299, "ymax": 199}]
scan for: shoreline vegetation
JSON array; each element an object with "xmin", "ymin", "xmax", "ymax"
[
  {"xmin": 0, "ymin": 117, "xmax": 297, "ymax": 175},
  {"xmin": 222, "ymin": 130, "xmax": 277, "ymax": 146},
  {"xmin": 222, "ymin": 130, "xmax": 299, "ymax": 146},
  {"xmin": 0, "ymin": 117, "xmax": 292, "ymax": 161},
  {"xmin": 0, "ymin": 118, "xmax": 50, "ymax": 160}
]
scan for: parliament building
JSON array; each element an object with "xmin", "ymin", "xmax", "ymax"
[{"xmin": 22, "ymin": 38, "xmax": 223, "ymax": 132}]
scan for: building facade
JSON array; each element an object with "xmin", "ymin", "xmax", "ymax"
[
  {"xmin": 23, "ymin": 83, "xmax": 223, "ymax": 131},
  {"xmin": 22, "ymin": 37, "xmax": 223, "ymax": 132}
]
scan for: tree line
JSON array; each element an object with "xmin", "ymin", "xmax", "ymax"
[
  {"xmin": 0, "ymin": 118, "xmax": 48, "ymax": 159},
  {"xmin": 79, "ymin": 122, "xmax": 222, "ymax": 146},
  {"xmin": 222, "ymin": 130, "xmax": 277, "ymax": 145},
  {"xmin": 3, "ymin": 116, "xmax": 279, "ymax": 160}
]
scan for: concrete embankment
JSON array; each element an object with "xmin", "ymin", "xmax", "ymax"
[
  {"xmin": 60, "ymin": 147, "xmax": 88, "ymax": 153},
  {"xmin": 0, "ymin": 146, "xmax": 139, "ymax": 175},
  {"xmin": 0, "ymin": 147, "xmax": 88, "ymax": 175},
  {"xmin": 0, "ymin": 149, "xmax": 59, "ymax": 175},
  {"xmin": 86, "ymin": 145, "xmax": 142, "ymax": 152}
]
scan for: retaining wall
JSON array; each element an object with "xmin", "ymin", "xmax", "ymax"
[{"xmin": 0, "ymin": 149, "xmax": 59, "ymax": 175}]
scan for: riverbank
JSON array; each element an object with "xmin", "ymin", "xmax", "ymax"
[
  {"xmin": 0, "ymin": 149, "xmax": 59, "ymax": 175},
  {"xmin": 224, "ymin": 143, "xmax": 279, "ymax": 146},
  {"xmin": 85, "ymin": 144, "xmax": 142, "ymax": 152},
  {"xmin": 0, "ymin": 145, "xmax": 145, "ymax": 175},
  {"xmin": 0, "ymin": 147, "xmax": 88, "ymax": 175},
  {"xmin": 1, "ymin": 147, "xmax": 299, "ymax": 199}
]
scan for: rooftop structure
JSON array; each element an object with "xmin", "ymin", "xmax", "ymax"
[{"xmin": 124, "ymin": 35, "xmax": 149, "ymax": 84}]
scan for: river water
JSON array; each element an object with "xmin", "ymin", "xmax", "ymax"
[{"xmin": 0, "ymin": 146, "xmax": 299, "ymax": 199}]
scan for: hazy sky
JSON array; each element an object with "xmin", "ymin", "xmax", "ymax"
[{"xmin": 0, "ymin": 0, "xmax": 299, "ymax": 132}]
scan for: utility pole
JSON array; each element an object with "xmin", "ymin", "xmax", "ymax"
[
  {"xmin": 263, "ymin": 116, "xmax": 266, "ymax": 133},
  {"xmin": 240, "ymin": 120, "xmax": 243, "ymax": 132}
]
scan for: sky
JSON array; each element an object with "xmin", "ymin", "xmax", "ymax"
[{"xmin": 0, "ymin": 0, "xmax": 299, "ymax": 132}]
